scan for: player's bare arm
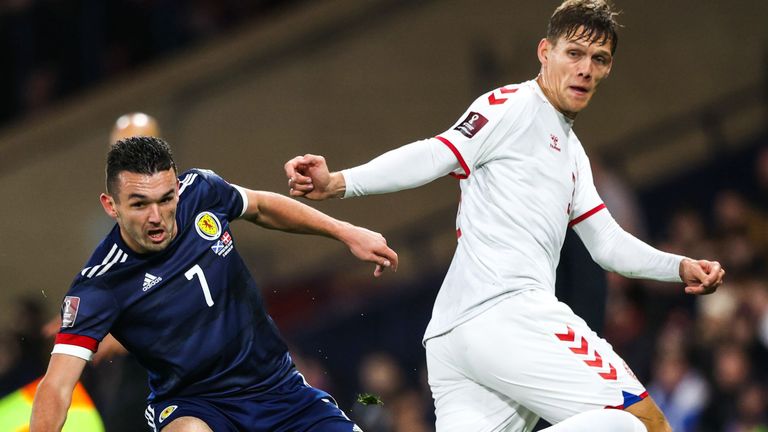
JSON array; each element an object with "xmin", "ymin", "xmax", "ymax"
[
  {"xmin": 30, "ymin": 354, "xmax": 88, "ymax": 432},
  {"xmin": 241, "ymin": 189, "xmax": 397, "ymax": 276},
  {"xmin": 41, "ymin": 317, "xmax": 127, "ymax": 365},
  {"xmin": 679, "ymin": 258, "xmax": 724, "ymax": 295},
  {"xmin": 284, "ymin": 154, "xmax": 346, "ymax": 200}
]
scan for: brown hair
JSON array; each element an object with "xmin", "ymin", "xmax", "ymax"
[
  {"xmin": 106, "ymin": 136, "xmax": 177, "ymax": 197},
  {"xmin": 547, "ymin": 0, "xmax": 621, "ymax": 55}
]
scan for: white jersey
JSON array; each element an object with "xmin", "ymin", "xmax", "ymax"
[{"xmin": 424, "ymin": 79, "xmax": 605, "ymax": 340}]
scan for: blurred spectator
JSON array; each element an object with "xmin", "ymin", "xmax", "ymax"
[
  {"xmin": 0, "ymin": 297, "xmax": 48, "ymax": 397},
  {"xmin": 712, "ymin": 190, "xmax": 767, "ymax": 278},
  {"xmin": 353, "ymin": 351, "xmax": 434, "ymax": 432},
  {"xmin": 647, "ymin": 350, "xmax": 709, "ymax": 432},
  {"xmin": 354, "ymin": 352, "xmax": 404, "ymax": 431},
  {"xmin": 698, "ymin": 343, "xmax": 753, "ymax": 431},
  {"xmin": 661, "ymin": 207, "xmax": 717, "ymax": 259},
  {"xmin": 728, "ymin": 382, "xmax": 768, "ymax": 432},
  {"xmin": 752, "ymin": 146, "xmax": 768, "ymax": 209},
  {"xmin": 592, "ymin": 157, "xmax": 647, "ymax": 238},
  {"xmin": 389, "ymin": 388, "xmax": 432, "ymax": 432}
]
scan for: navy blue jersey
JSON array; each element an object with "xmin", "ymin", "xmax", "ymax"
[{"xmin": 55, "ymin": 169, "xmax": 292, "ymax": 403}]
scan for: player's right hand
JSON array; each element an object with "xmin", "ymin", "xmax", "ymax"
[
  {"xmin": 284, "ymin": 154, "xmax": 343, "ymax": 200},
  {"xmin": 679, "ymin": 258, "xmax": 725, "ymax": 295},
  {"xmin": 342, "ymin": 225, "xmax": 399, "ymax": 277}
]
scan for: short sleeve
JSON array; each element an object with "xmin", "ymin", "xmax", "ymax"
[
  {"xmin": 569, "ymin": 146, "xmax": 606, "ymax": 227},
  {"xmin": 183, "ymin": 169, "xmax": 248, "ymax": 220},
  {"xmin": 54, "ymin": 282, "xmax": 119, "ymax": 360},
  {"xmin": 435, "ymin": 85, "xmax": 530, "ymax": 178}
]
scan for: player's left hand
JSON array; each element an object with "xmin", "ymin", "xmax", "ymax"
[
  {"xmin": 342, "ymin": 225, "xmax": 398, "ymax": 277},
  {"xmin": 679, "ymin": 258, "xmax": 724, "ymax": 295},
  {"xmin": 42, "ymin": 316, "xmax": 62, "ymax": 338}
]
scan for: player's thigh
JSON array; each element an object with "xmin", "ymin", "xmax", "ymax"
[
  {"xmin": 625, "ymin": 396, "xmax": 671, "ymax": 432},
  {"xmin": 147, "ymin": 399, "xmax": 235, "ymax": 432},
  {"xmin": 263, "ymin": 372, "xmax": 362, "ymax": 432},
  {"xmin": 427, "ymin": 335, "xmax": 539, "ymax": 432},
  {"xmin": 161, "ymin": 416, "xmax": 213, "ymax": 432},
  {"xmin": 450, "ymin": 290, "xmax": 648, "ymax": 424}
]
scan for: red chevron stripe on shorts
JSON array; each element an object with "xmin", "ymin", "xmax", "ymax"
[{"xmin": 554, "ymin": 326, "xmax": 617, "ymax": 381}]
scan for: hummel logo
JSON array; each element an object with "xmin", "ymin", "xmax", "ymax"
[
  {"xmin": 549, "ymin": 134, "xmax": 562, "ymax": 152},
  {"xmin": 143, "ymin": 273, "xmax": 162, "ymax": 291}
]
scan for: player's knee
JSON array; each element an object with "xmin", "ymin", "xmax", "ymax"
[
  {"xmin": 162, "ymin": 416, "xmax": 213, "ymax": 432},
  {"xmin": 625, "ymin": 397, "xmax": 670, "ymax": 432},
  {"xmin": 629, "ymin": 407, "xmax": 671, "ymax": 432},
  {"xmin": 637, "ymin": 415, "xmax": 671, "ymax": 432}
]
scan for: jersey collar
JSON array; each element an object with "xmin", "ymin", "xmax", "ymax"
[{"xmin": 528, "ymin": 78, "xmax": 575, "ymax": 128}]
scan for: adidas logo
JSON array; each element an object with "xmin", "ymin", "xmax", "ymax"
[{"xmin": 143, "ymin": 273, "xmax": 162, "ymax": 291}]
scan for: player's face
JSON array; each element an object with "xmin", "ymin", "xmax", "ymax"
[
  {"xmin": 100, "ymin": 169, "xmax": 179, "ymax": 254},
  {"xmin": 536, "ymin": 29, "xmax": 614, "ymax": 118}
]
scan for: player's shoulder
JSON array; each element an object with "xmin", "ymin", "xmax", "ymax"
[
  {"xmin": 75, "ymin": 229, "xmax": 131, "ymax": 284},
  {"xmin": 474, "ymin": 79, "xmax": 539, "ymax": 110},
  {"xmin": 178, "ymin": 168, "xmax": 219, "ymax": 195},
  {"xmin": 177, "ymin": 168, "xmax": 233, "ymax": 207},
  {"xmin": 464, "ymin": 80, "xmax": 541, "ymax": 129}
]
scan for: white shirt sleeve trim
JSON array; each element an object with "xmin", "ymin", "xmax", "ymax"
[
  {"xmin": 52, "ymin": 343, "xmax": 94, "ymax": 361},
  {"xmin": 232, "ymin": 184, "xmax": 249, "ymax": 218}
]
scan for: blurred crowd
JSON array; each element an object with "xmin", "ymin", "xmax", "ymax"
[
  {"xmin": 636, "ymin": 146, "xmax": 768, "ymax": 432},
  {"xmin": 0, "ymin": 0, "xmax": 301, "ymax": 126}
]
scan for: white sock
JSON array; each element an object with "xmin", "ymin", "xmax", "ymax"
[{"xmin": 540, "ymin": 409, "xmax": 647, "ymax": 432}]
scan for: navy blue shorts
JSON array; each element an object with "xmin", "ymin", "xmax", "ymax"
[{"xmin": 144, "ymin": 371, "xmax": 362, "ymax": 431}]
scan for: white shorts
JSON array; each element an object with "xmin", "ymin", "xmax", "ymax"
[{"xmin": 425, "ymin": 289, "xmax": 647, "ymax": 432}]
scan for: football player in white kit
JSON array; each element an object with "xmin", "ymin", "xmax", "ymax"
[{"xmin": 284, "ymin": 1, "xmax": 724, "ymax": 431}]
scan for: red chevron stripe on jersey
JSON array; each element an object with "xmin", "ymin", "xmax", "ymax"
[
  {"xmin": 554, "ymin": 326, "xmax": 617, "ymax": 381},
  {"xmin": 487, "ymin": 86, "xmax": 518, "ymax": 105},
  {"xmin": 488, "ymin": 93, "xmax": 506, "ymax": 105}
]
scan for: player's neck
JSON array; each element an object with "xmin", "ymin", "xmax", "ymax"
[{"xmin": 536, "ymin": 74, "xmax": 578, "ymax": 120}]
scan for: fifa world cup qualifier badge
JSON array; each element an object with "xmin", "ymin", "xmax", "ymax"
[
  {"xmin": 61, "ymin": 296, "xmax": 81, "ymax": 327},
  {"xmin": 454, "ymin": 111, "xmax": 489, "ymax": 138}
]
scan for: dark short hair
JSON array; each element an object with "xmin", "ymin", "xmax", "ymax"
[
  {"xmin": 106, "ymin": 136, "xmax": 177, "ymax": 196},
  {"xmin": 547, "ymin": 0, "xmax": 620, "ymax": 55}
]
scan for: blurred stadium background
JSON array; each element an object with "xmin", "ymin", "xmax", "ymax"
[{"xmin": 1, "ymin": 0, "xmax": 767, "ymax": 431}]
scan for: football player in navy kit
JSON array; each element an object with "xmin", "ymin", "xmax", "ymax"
[{"xmin": 30, "ymin": 136, "xmax": 397, "ymax": 431}]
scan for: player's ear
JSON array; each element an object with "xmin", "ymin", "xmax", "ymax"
[
  {"xmin": 537, "ymin": 38, "xmax": 550, "ymax": 66},
  {"xmin": 100, "ymin": 193, "xmax": 118, "ymax": 219}
]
